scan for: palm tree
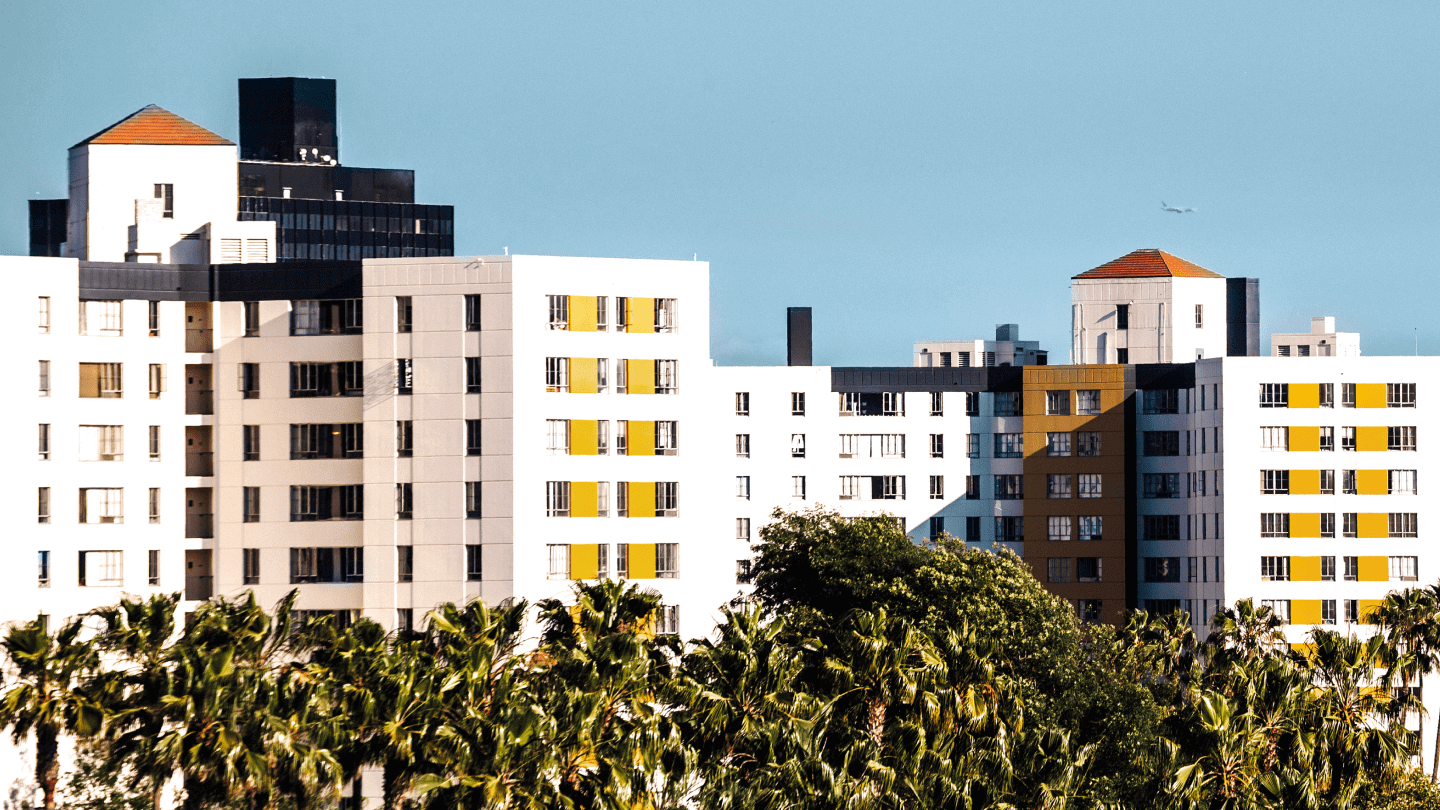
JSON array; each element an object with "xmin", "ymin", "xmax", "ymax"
[
  {"xmin": 1, "ymin": 615, "xmax": 105, "ymax": 810},
  {"xmin": 1374, "ymin": 588, "xmax": 1437, "ymax": 766}
]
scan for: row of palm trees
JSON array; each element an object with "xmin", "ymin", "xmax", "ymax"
[{"xmin": 2, "ymin": 582, "xmax": 1436, "ymax": 810}]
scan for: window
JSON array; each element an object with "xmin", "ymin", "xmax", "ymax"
[
  {"xmin": 243, "ymin": 302, "xmax": 260, "ymax": 336},
  {"xmin": 242, "ymin": 425, "xmax": 260, "ymax": 461},
  {"xmin": 929, "ymin": 434, "xmax": 943, "ymax": 458},
  {"xmin": 154, "ymin": 183, "xmax": 173, "ymax": 218},
  {"xmin": 1048, "ymin": 516, "xmax": 1072, "ymax": 541},
  {"xmin": 544, "ymin": 481, "xmax": 571, "ymax": 517},
  {"xmin": 595, "ymin": 296, "xmax": 608, "ymax": 332},
  {"xmin": 146, "ymin": 301, "xmax": 160, "ymax": 337},
  {"xmin": 547, "ymin": 544, "xmax": 570, "ymax": 579},
  {"xmin": 1390, "ymin": 513, "xmax": 1419, "ymax": 537},
  {"xmin": 1341, "ymin": 427, "xmax": 1356, "ymax": 451},
  {"xmin": 1260, "ymin": 470, "xmax": 1290, "ymax": 495},
  {"xmin": 876, "ymin": 476, "xmax": 905, "ymax": 500},
  {"xmin": 466, "ymin": 420, "xmax": 482, "ymax": 456},
  {"xmin": 1260, "ymin": 513, "xmax": 1290, "ymax": 537},
  {"xmin": 290, "ymin": 300, "xmax": 365, "ymax": 336},
  {"xmin": 239, "ymin": 364, "xmax": 260, "ymax": 399},
  {"xmin": 657, "ymin": 543, "xmax": 679, "ymax": 578},
  {"xmin": 1115, "ymin": 304, "xmax": 1129, "ymax": 330},
  {"xmin": 1076, "ymin": 558, "xmax": 1102, "ymax": 582},
  {"xmin": 148, "ymin": 549, "xmax": 160, "ymax": 586},
  {"xmin": 736, "ymin": 518, "xmax": 751, "ymax": 540},
  {"xmin": 1077, "ymin": 474, "xmax": 1102, "ymax": 499},
  {"xmin": 463, "ymin": 357, "xmax": 482, "ymax": 393},
  {"xmin": 996, "ymin": 517, "xmax": 1024, "ymax": 543},
  {"xmin": 38, "ymin": 296, "xmax": 50, "ymax": 333},
  {"xmin": 1258, "ymin": 426, "xmax": 1288, "ymax": 451},
  {"xmin": 1321, "ymin": 513, "xmax": 1335, "ymax": 537},
  {"xmin": 396, "ymin": 297, "xmax": 413, "ymax": 333},
  {"xmin": 994, "ymin": 475, "xmax": 1023, "ymax": 500},
  {"xmin": 1390, "ymin": 470, "xmax": 1418, "ymax": 495},
  {"xmin": 1317, "ymin": 426, "xmax": 1334, "ymax": 451},
  {"xmin": 1321, "ymin": 469, "xmax": 1335, "ymax": 494},
  {"xmin": 465, "ymin": 295, "xmax": 482, "ymax": 331},
  {"xmin": 1045, "ymin": 390, "xmax": 1070, "ymax": 415},
  {"xmin": 656, "ymin": 604, "xmax": 681, "ymax": 635},
  {"xmin": 616, "ymin": 421, "xmax": 629, "ymax": 456},
  {"xmin": 929, "ymin": 391, "xmax": 943, "ymax": 416},
  {"xmin": 966, "ymin": 433, "xmax": 981, "ymax": 457},
  {"xmin": 148, "ymin": 489, "xmax": 160, "ymax": 525},
  {"xmin": 1391, "ymin": 556, "xmax": 1419, "ymax": 582},
  {"xmin": 736, "ymin": 434, "xmax": 750, "ymax": 457},
  {"xmin": 1076, "ymin": 432, "xmax": 1101, "ymax": 457},
  {"xmin": 1260, "ymin": 556, "xmax": 1290, "ymax": 581},
  {"xmin": 1143, "ymin": 515, "xmax": 1180, "ymax": 540},
  {"xmin": 1116, "ymin": 348, "xmax": 1129, "ymax": 364},
  {"xmin": 79, "ymin": 301, "xmax": 123, "ymax": 336},
  {"xmin": 791, "ymin": 434, "xmax": 806, "ymax": 458},
  {"xmin": 1259, "ymin": 384, "xmax": 1289, "ymax": 408},
  {"xmin": 1322, "ymin": 600, "xmax": 1336, "ymax": 625},
  {"xmin": 243, "ymin": 548, "xmax": 260, "ymax": 585},
  {"xmin": 397, "ymin": 546, "xmax": 414, "ymax": 582},
  {"xmin": 929, "ymin": 475, "xmax": 943, "ymax": 500},
  {"xmin": 1144, "ymin": 432, "xmax": 1180, "ymax": 456},
  {"xmin": 1194, "ymin": 304, "xmax": 1203, "ymax": 328},
  {"xmin": 38, "ymin": 487, "xmax": 50, "ymax": 524},
  {"xmin": 1277, "ymin": 345, "xmax": 1291, "ymax": 357},
  {"xmin": 792, "ymin": 392, "xmax": 806, "ymax": 416},
  {"xmin": 1143, "ymin": 390, "xmax": 1179, "ymax": 414},
  {"xmin": 79, "ymin": 488, "xmax": 123, "ymax": 524},
  {"xmin": 288, "ymin": 547, "xmax": 364, "ymax": 583},
  {"xmin": 546, "ymin": 420, "xmax": 570, "ymax": 455},
  {"xmin": 1260, "ymin": 600, "xmax": 1289, "ymax": 624},
  {"xmin": 1076, "ymin": 390, "xmax": 1100, "ymax": 415},
  {"xmin": 79, "ymin": 362, "xmax": 123, "ymax": 398},
  {"xmin": 396, "ymin": 421, "xmax": 414, "ymax": 458},
  {"xmin": 1388, "ymin": 383, "xmax": 1417, "ymax": 408},
  {"xmin": 964, "ymin": 476, "xmax": 980, "ymax": 500},
  {"xmin": 243, "ymin": 487, "xmax": 260, "ymax": 523},
  {"xmin": 1320, "ymin": 556, "xmax": 1336, "ymax": 582},
  {"xmin": 1390, "ymin": 427, "xmax": 1418, "ymax": 451},
  {"xmin": 735, "ymin": 392, "xmax": 750, "ymax": 415},
  {"xmin": 655, "ymin": 360, "xmax": 679, "ymax": 394},
  {"xmin": 736, "ymin": 560, "xmax": 753, "ymax": 584},
  {"xmin": 1145, "ymin": 558, "xmax": 1181, "ymax": 583},
  {"xmin": 1078, "ymin": 516, "xmax": 1102, "ymax": 542},
  {"xmin": 37, "ymin": 424, "xmax": 50, "ymax": 461},
  {"xmin": 396, "ymin": 359, "xmax": 414, "ymax": 394},
  {"xmin": 144, "ymin": 363, "xmax": 165, "ymax": 399},
  {"xmin": 1144, "ymin": 473, "xmax": 1181, "ymax": 498},
  {"xmin": 994, "ymin": 433, "xmax": 1023, "ymax": 458},
  {"xmin": 466, "ymin": 545, "xmax": 483, "ymax": 581},
  {"xmin": 882, "ymin": 392, "xmax": 903, "ymax": 416},
  {"xmin": 547, "ymin": 295, "xmax": 569, "ymax": 329},
  {"xmin": 791, "ymin": 476, "xmax": 807, "ymax": 499},
  {"xmin": 38, "ymin": 360, "xmax": 49, "ymax": 396},
  {"xmin": 965, "ymin": 392, "xmax": 980, "ymax": 415},
  {"xmin": 545, "ymin": 358, "xmax": 569, "ymax": 392},
  {"xmin": 464, "ymin": 481, "xmax": 483, "ymax": 519},
  {"xmin": 79, "ymin": 550, "xmax": 123, "ymax": 586},
  {"xmin": 993, "ymin": 392, "xmax": 1021, "ymax": 416},
  {"xmin": 1047, "ymin": 558, "xmax": 1072, "ymax": 583},
  {"xmin": 395, "ymin": 484, "xmax": 413, "ymax": 519},
  {"xmin": 1318, "ymin": 383, "xmax": 1334, "ymax": 408},
  {"xmin": 1046, "ymin": 432, "xmax": 1071, "ymax": 457},
  {"xmin": 1047, "ymin": 475, "xmax": 1072, "ymax": 499},
  {"xmin": 1078, "ymin": 600, "xmax": 1103, "ymax": 624}
]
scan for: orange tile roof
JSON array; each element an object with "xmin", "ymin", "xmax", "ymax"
[
  {"xmin": 1073, "ymin": 249, "xmax": 1224, "ymax": 280},
  {"xmin": 74, "ymin": 105, "xmax": 233, "ymax": 148}
]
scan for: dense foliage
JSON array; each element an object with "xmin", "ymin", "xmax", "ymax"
[{"xmin": 3, "ymin": 506, "xmax": 1437, "ymax": 810}]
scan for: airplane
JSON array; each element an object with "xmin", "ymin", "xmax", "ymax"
[{"xmin": 1161, "ymin": 201, "xmax": 1196, "ymax": 213}]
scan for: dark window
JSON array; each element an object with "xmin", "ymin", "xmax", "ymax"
[
  {"xmin": 396, "ymin": 421, "xmax": 413, "ymax": 457},
  {"xmin": 466, "ymin": 420, "xmax": 482, "ymax": 456},
  {"xmin": 396, "ymin": 359, "xmax": 413, "ymax": 394},
  {"xmin": 1144, "ymin": 557, "xmax": 1181, "ymax": 583},
  {"xmin": 466, "ymin": 357, "xmax": 482, "ymax": 393},
  {"xmin": 397, "ymin": 546, "xmax": 414, "ymax": 582},
  {"xmin": 242, "ymin": 548, "xmax": 260, "ymax": 585},
  {"xmin": 1143, "ymin": 515, "xmax": 1181, "ymax": 540},
  {"xmin": 965, "ymin": 516, "xmax": 981, "ymax": 542},
  {"xmin": 154, "ymin": 183, "xmax": 173, "ymax": 218},
  {"xmin": 239, "ymin": 364, "xmax": 260, "ymax": 399},
  {"xmin": 1116, "ymin": 304, "xmax": 1129, "ymax": 330},
  {"xmin": 396, "ymin": 483, "xmax": 413, "ymax": 519},
  {"xmin": 466, "ymin": 545, "xmax": 482, "ymax": 581},
  {"xmin": 465, "ymin": 295, "xmax": 482, "ymax": 331},
  {"xmin": 243, "ymin": 425, "xmax": 261, "ymax": 460},
  {"xmin": 1143, "ymin": 431, "xmax": 1180, "ymax": 456}
]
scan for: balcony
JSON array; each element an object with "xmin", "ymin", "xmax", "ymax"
[
  {"xmin": 186, "ymin": 389, "xmax": 213, "ymax": 415},
  {"xmin": 186, "ymin": 451, "xmax": 214, "ymax": 477},
  {"xmin": 186, "ymin": 513, "xmax": 213, "ymax": 539},
  {"xmin": 186, "ymin": 328, "xmax": 213, "ymax": 353}
]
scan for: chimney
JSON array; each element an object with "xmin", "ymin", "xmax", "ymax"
[{"xmin": 787, "ymin": 307, "xmax": 812, "ymax": 366}]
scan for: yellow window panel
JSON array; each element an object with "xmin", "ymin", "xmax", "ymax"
[
  {"xmin": 1357, "ymin": 557, "xmax": 1388, "ymax": 582},
  {"xmin": 629, "ymin": 543, "xmax": 657, "ymax": 578},
  {"xmin": 1289, "ymin": 426, "xmax": 1320, "ymax": 452},
  {"xmin": 1289, "ymin": 513, "xmax": 1321, "ymax": 538},
  {"xmin": 1289, "ymin": 384, "xmax": 1320, "ymax": 409},
  {"xmin": 627, "ymin": 359, "xmax": 655, "ymax": 395},
  {"xmin": 570, "ymin": 296, "xmax": 598, "ymax": 332},
  {"xmin": 571, "ymin": 482, "xmax": 599, "ymax": 518},
  {"xmin": 1356, "ymin": 383, "xmax": 1387, "ymax": 408},
  {"xmin": 570, "ymin": 544, "xmax": 599, "ymax": 579},
  {"xmin": 1356, "ymin": 469, "xmax": 1387, "ymax": 495},
  {"xmin": 627, "ymin": 481, "xmax": 656, "ymax": 518},
  {"xmin": 1289, "ymin": 470, "xmax": 1320, "ymax": 495},
  {"xmin": 628, "ymin": 420, "xmax": 656, "ymax": 456},
  {"xmin": 1358, "ymin": 598, "xmax": 1384, "ymax": 623},
  {"xmin": 1291, "ymin": 556, "xmax": 1322, "ymax": 582},
  {"xmin": 1355, "ymin": 426, "xmax": 1387, "ymax": 452},
  {"xmin": 1290, "ymin": 600, "xmax": 1323, "ymax": 625},
  {"xmin": 571, "ymin": 420, "xmax": 598, "ymax": 455},
  {"xmin": 1356, "ymin": 513, "xmax": 1388, "ymax": 539},
  {"xmin": 626, "ymin": 297, "xmax": 656, "ymax": 333},
  {"xmin": 570, "ymin": 357, "xmax": 598, "ymax": 394}
]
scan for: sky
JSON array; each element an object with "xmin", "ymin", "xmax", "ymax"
[{"xmin": 3, "ymin": 1, "xmax": 1439, "ymax": 365}]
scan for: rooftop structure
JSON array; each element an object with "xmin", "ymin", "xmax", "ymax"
[{"xmin": 1271, "ymin": 316, "xmax": 1360, "ymax": 358}]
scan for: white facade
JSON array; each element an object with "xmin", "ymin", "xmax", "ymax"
[
  {"xmin": 1270, "ymin": 316, "xmax": 1360, "ymax": 358},
  {"xmin": 1071, "ymin": 276, "xmax": 1228, "ymax": 364},
  {"xmin": 912, "ymin": 325, "xmax": 1046, "ymax": 368}
]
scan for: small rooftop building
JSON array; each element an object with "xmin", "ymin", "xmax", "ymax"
[
  {"xmin": 913, "ymin": 323, "xmax": 1047, "ymax": 367},
  {"xmin": 1270, "ymin": 316, "xmax": 1360, "ymax": 357}
]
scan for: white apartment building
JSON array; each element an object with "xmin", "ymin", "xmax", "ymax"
[
  {"xmin": 1070, "ymin": 249, "xmax": 1232, "ymax": 364},
  {"xmin": 1271, "ymin": 316, "xmax": 1361, "ymax": 358}
]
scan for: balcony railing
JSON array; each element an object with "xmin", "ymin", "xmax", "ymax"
[
  {"xmin": 186, "ymin": 389, "xmax": 213, "ymax": 415},
  {"xmin": 186, "ymin": 328, "xmax": 213, "ymax": 353},
  {"xmin": 186, "ymin": 451, "xmax": 214, "ymax": 477},
  {"xmin": 186, "ymin": 513, "xmax": 214, "ymax": 539}
]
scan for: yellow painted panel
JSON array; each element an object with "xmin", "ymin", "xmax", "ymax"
[
  {"xmin": 570, "ymin": 296, "xmax": 598, "ymax": 332},
  {"xmin": 1290, "ymin": 470, "xmax": 1320, "ymax": 495},
  {"xmin": 1292, "ymin": 556, "xmax": 1322, "ymax": 582},
  {"xmin": 570, "ymin": 544, "xmax": 599, "ymax": 579},
  {"xmin": 1291, "ymin": 600, "xmax": 1323, "ymax": 625},
  {"xmin": 1289, "ymin": 384, "xmax": 1320, "ymax": 409},
  {"xmin": 1356, "ymin": 469, "xmax": 1388, "ymax": 495},
  {"xmin": 1356, "ymin": 513, "xmax": 1388, "ymax": 539},
  {"xmin": 629, "ymin": 543, "xmax": 657, "ymax": 578},
  {"xmin": 1359, "ymin": 599, "xmax": 1384, "ymax": 623},
  {"xmin": 627, "ymin": 359, "xmax": 655, "ymax": 395},
  {"xmin": 1356, "ymin": 426, "xmax": 1387, "ymax": 452},
  {"xmin": 571, "ymin": 420, "xmax": 598, "ymax": 455},
  {"xmin": 1289, "ymin": 426, "xmax": 1320, "ymax": 452},
  {"xmin": 626, "ymin": 297, "xmax": 656, "ymax": 333},
  {"xmin": 1356, "ymin": 384, "xmax": 1387, "ymax": 408},
  {"xmin": 628, "ymin": 420, "xmax": 655, "ymax": 456},
  {"xmin": 627, "ymin": 481, "xmax": 656, "ymax": 518},
  {"xmin": 1290, "ymin": 513, "xmax": 1321, "ymax": 538},
  {"xmin": 1290, "ymin": 642, "xmax": 1316, "ymax": 659},
  {"xmin": 571, "ymin": 482, "xmax": 599, "ymax": 518},
  {"xmin": 571, "ymin": 357, "xmax": 598, "ymax": 394},
  {"xmin": 1357, "ymin": 557, "xmax": 1388, "ymax": 582}
]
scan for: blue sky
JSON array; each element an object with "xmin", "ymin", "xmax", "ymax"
[{"xmin": 4, "ymin": 1, "xmax": 1438, "ymax": 364}]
